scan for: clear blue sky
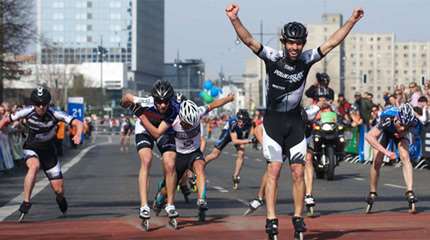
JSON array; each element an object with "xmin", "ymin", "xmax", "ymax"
[{"xmin": 165, "ymin": 0, "xmax": 430, "ymax": 80}]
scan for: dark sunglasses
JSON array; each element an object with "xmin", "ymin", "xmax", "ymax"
[{"xmin": 154, "ymin": 99, "xmax": 169, "ymax": 105}]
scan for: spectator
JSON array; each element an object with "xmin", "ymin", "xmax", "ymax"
[
  {"xmin": 417, "ymin": 96, "xmax": 429, "ymax": 124},
  {"xmin": 305, "ymin": 72, "xmax": 335, "ymax": 102},
  {"xmin": 385, "ymin": 94, "xmax": 397, "ymax": 107},
  {"xmin": 369, "ymin": 105, "xmax": 381, "ymax": 127},
  {"xmin": 336, "ymin": 93, "xmax": 351, "ymax": 118},
  {"xmin": 408, "ymin": 82, "xmax": 422, "ymax": 107}
]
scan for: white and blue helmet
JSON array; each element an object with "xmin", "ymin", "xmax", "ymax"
[
  {"xmin": 398, "ymin": 103, "xmax": 415, "ymax": 126},
  {"xmin": 179, "ymin": 100, "xmax": 199, "ymax": 126}
]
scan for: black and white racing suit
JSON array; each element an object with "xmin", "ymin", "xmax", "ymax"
[
  {"xmin": 10, "ymin": 106, "xmax": 75, "ymax": 180},
  {"xmin": 256, "ymin": 45, "xmax": 324, "ymax": 164}
]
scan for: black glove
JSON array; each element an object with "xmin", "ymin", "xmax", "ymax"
[
  {"xmin": 249, "ymin": 136, "xmax": 258, "ymax": 144},
  {"xmin": 128, "ymin": 103, "xmax": 145, "ymax": 117}
]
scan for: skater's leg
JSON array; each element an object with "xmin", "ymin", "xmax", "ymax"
[
  {"xmin": 204, "ymin": 148, "xmax": 221, "ymax": 165},
  {"xmin": 265, "ymin": 162, "xmax": 282, "ymax": 219},
  {"xmin": 193, "ymin": 159, "xmax": 206, "ymax": 200},
  {"xmin": 398, "ymin": 140, "xmax": 413, "ymax": 191},
  {"xmin": 369, "ymin": 151, "xmax": 384, "ymax": 193},
  {"xmin": 304, "ymin": 152, "xmax": 314, "ymax": 196},
  {"xmin": 23, "ymin": 158, "xmax": 40, "ymax": 202},
  {"xmin": 233, "ymin": 145, "xmax": 245, "ymax": 178},
  {"xmin": 162, "ymin": 151, "xmax": 177, "ymax": 206},
  {"xmin": 137, "ymin": 148, "xmax": 153, "ymax": 208},
  {"xmin": 290, "ymin": 163, "xmax": 305, "ymax": 218}
]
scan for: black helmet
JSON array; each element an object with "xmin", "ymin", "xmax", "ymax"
[
  {"xmin": 236, "ymin": 109, "xmax": 250, "ymax": 122},
  {"xmin": 281, "ymin": 22, "xmax": 307, "ymax": 42},
  {"xmin": 316, "ymin": 72, "xmax": 330, "ymax": 86},
  {"xmin": 151, "ymin": 80, "xmax": 174, "ymax": 102},
  {"xmin": 30, "ymin": 87, "xmax": 51, "ymax": 106}
]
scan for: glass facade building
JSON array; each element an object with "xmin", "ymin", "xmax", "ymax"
[{"xmin": 36, "ymin": 0, "xmax": 164, "ymax": 90}]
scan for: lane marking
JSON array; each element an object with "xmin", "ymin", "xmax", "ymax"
[
  {"xmin": 236, "ymin": 198, "xmax": 249, "ymax": 206},
  {"xmin": 255, "ymin": 158, "xmax": 263, "ymax": 162},
  {"xmin": 353, "ymin": 177, "xmax": 365, "ymax": 181},
  {"xmin": 384, "ymin": 184, "xmax": 406, "ymax": 189},
  {"xmin": 212, "ymin": 186, "xmax": 229, "ymax": 193},
  {"xmin": 0, "ymin": 143, "xmax": 105, "ymax": 221}
]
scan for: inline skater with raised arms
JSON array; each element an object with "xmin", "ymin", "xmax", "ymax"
[
  {"xmin": 0, "ymin": 87, "xmax": 83, "ymax": 222},
  {"xmin": 364, "ymin": 103, "xmax": 419, "ymax": 214},
  {"xmin": 226, "ymin": 3, "xmax": 363, "ymax": 239}
]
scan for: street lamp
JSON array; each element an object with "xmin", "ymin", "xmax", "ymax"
[{"xmin": 97, "ymin": 37, "xmax": 108, "ymax": 106}]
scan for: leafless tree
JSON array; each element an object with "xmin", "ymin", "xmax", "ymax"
[{"xmin": 0, "ymin": 0, "xmax": 34, "ymax": 102}]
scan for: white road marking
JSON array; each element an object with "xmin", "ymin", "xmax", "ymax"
[
  {"xmin": 353, "ymin": 177, "xmax": 365, "ymax": 181},
  {"xmin": 212, "ymin": 186, "xmax": 229, "ymax": 193},
  {"xmin": 0, "ymin": 143, "xmax": 105, "ymax": 221},
  {"xmin": 384, "ymin": 184, "xmax": 406, "ymax": 189},
  {"xmin": 236, "ymin": 198, "xmax": 249, "ymax": 206},
  {"xmin": 255, "ymin": 158, "xmax": 263, "ymax": 162}
]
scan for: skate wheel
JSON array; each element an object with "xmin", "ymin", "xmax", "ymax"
[
  {"xmin": 233, "ymin": 183, "xmax": 238, "ymax": 190},
  {"xmin": 192, "ymin": 185, "xmax": 197, "ymax": 193},
  {"xmin": 365, "ymin": 204, "xmax": 372, "ymax": 214},
  {"xmin": 294, "ymin": 232, "xmax": 304, "ymax": 240},
  {"xmin": 17, "ymin": 213, "xmax": 25, "ymax": 223},
  {"xmin": 306, "ymin": 206, "xmax": 314, "ymax": 217},
  {"xmin": 168, "ymin": 218, "xmax": 178, "ymax": 229},
  {"xmin": 269, "ymin": 234, "xmax": 278, "ymax": 240},
  {"xmin": 409, "ymin": 203, "xmax": 417, "ymax": 214},
  {"xmin": 243, "ymin": 208, "xmax": 253, "ymax": 216},
  {"xmin": 141, "ymin": 219, "xmax": 150, "ymax": 231}
]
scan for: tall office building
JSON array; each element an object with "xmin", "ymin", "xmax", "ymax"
[{"xmin": 36, "ymin": 0, "xmax": 164, "ymax": 91}]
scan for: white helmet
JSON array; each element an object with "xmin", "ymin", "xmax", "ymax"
[{"xmin": 179, "ymin": 100, "xmax": 199, "ymax": 126}]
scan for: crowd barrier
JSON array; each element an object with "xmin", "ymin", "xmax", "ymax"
[{"xmin": 343, "ymin": 123, "xmax": 427, "ymax": 166}]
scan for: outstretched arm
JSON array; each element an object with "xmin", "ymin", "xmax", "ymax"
[
  {"xmin": 319, "ymin": 8, "xmax": 364, "ymax": 56},
  {"xmin": 208, "ymin": 93, "xmax": 235, "ymax": 112},
  {"xmin": 226, "ymin": 3, "xmax": 261, "ymax": 53},
  {"xmin": 139, "ymin": 114, "xmax": 170, "ymax": 139},
  {"xmin": 230, "ymin": 131, "xmax": 252, "ymax": 145},
  {"xmin": 365, "ymin": 127, "xmax": 395, "ymax": 159}
]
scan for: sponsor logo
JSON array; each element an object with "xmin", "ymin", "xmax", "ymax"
[{"xmin": 273, "ymin": 69, "xmax": 304, "ymax": 83}]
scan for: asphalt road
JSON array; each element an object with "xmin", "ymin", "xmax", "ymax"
[{"xmin": 1, "ymin": 134, "xmax": 430, "ymax": 239}]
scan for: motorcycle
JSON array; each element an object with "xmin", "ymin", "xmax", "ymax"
[{"xmin": 312, "ymin": 112, "xmax": 345, "ymax": 180}]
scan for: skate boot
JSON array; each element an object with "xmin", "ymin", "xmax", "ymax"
[
  {"xmin": 405, "ymin": 190, "xmax": 418, "ymax": 214},
  {"xmin": 232, "ymin": 175, "xmax": 240, "ymax": 190},
  {"xmin": 152, "ymin": 191, "xmax": 166, "ymax": 216},
  {"xmin": 180, "ymin": 184, "xmax": 192, "ymax": 203},
  {"xmin": 292, "ymin": 216, "xmax": 306, "ymax": 240},
  {"xmin": 18, "ymin": 201, "xmax": 32, "ymax": 223},
  {"xmin": 304, "ymin": 194, "xmax": 316, "ymax": 217},
  {"xmin": 197, "ymin": 199, "xmax": 208, "ymax": 222},
  {"xmin": 365, "ymin": 192, "xmax": 377, "ymax": 214},
  {"xmin": 139, "ymin": 205, "xmax": 151, "ymax": 231},
  {"xmin": 165, "ymin": 205, "xmax": 179, "ymax": 229},
  {"xmin": 265, "ymin": 218, "xmax": 279, "ymax": 240},
  {"xmin": 56, "ymin": 195, "xmax": 68, "ymax": 215},
  {"xmin": 243, "ymin": 197, "xmax": 263, "ymax": 216}
]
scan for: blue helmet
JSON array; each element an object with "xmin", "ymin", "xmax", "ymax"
[{"xmin": 398, "ymin": 103, "xmax": 415, "ymax": 126}]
